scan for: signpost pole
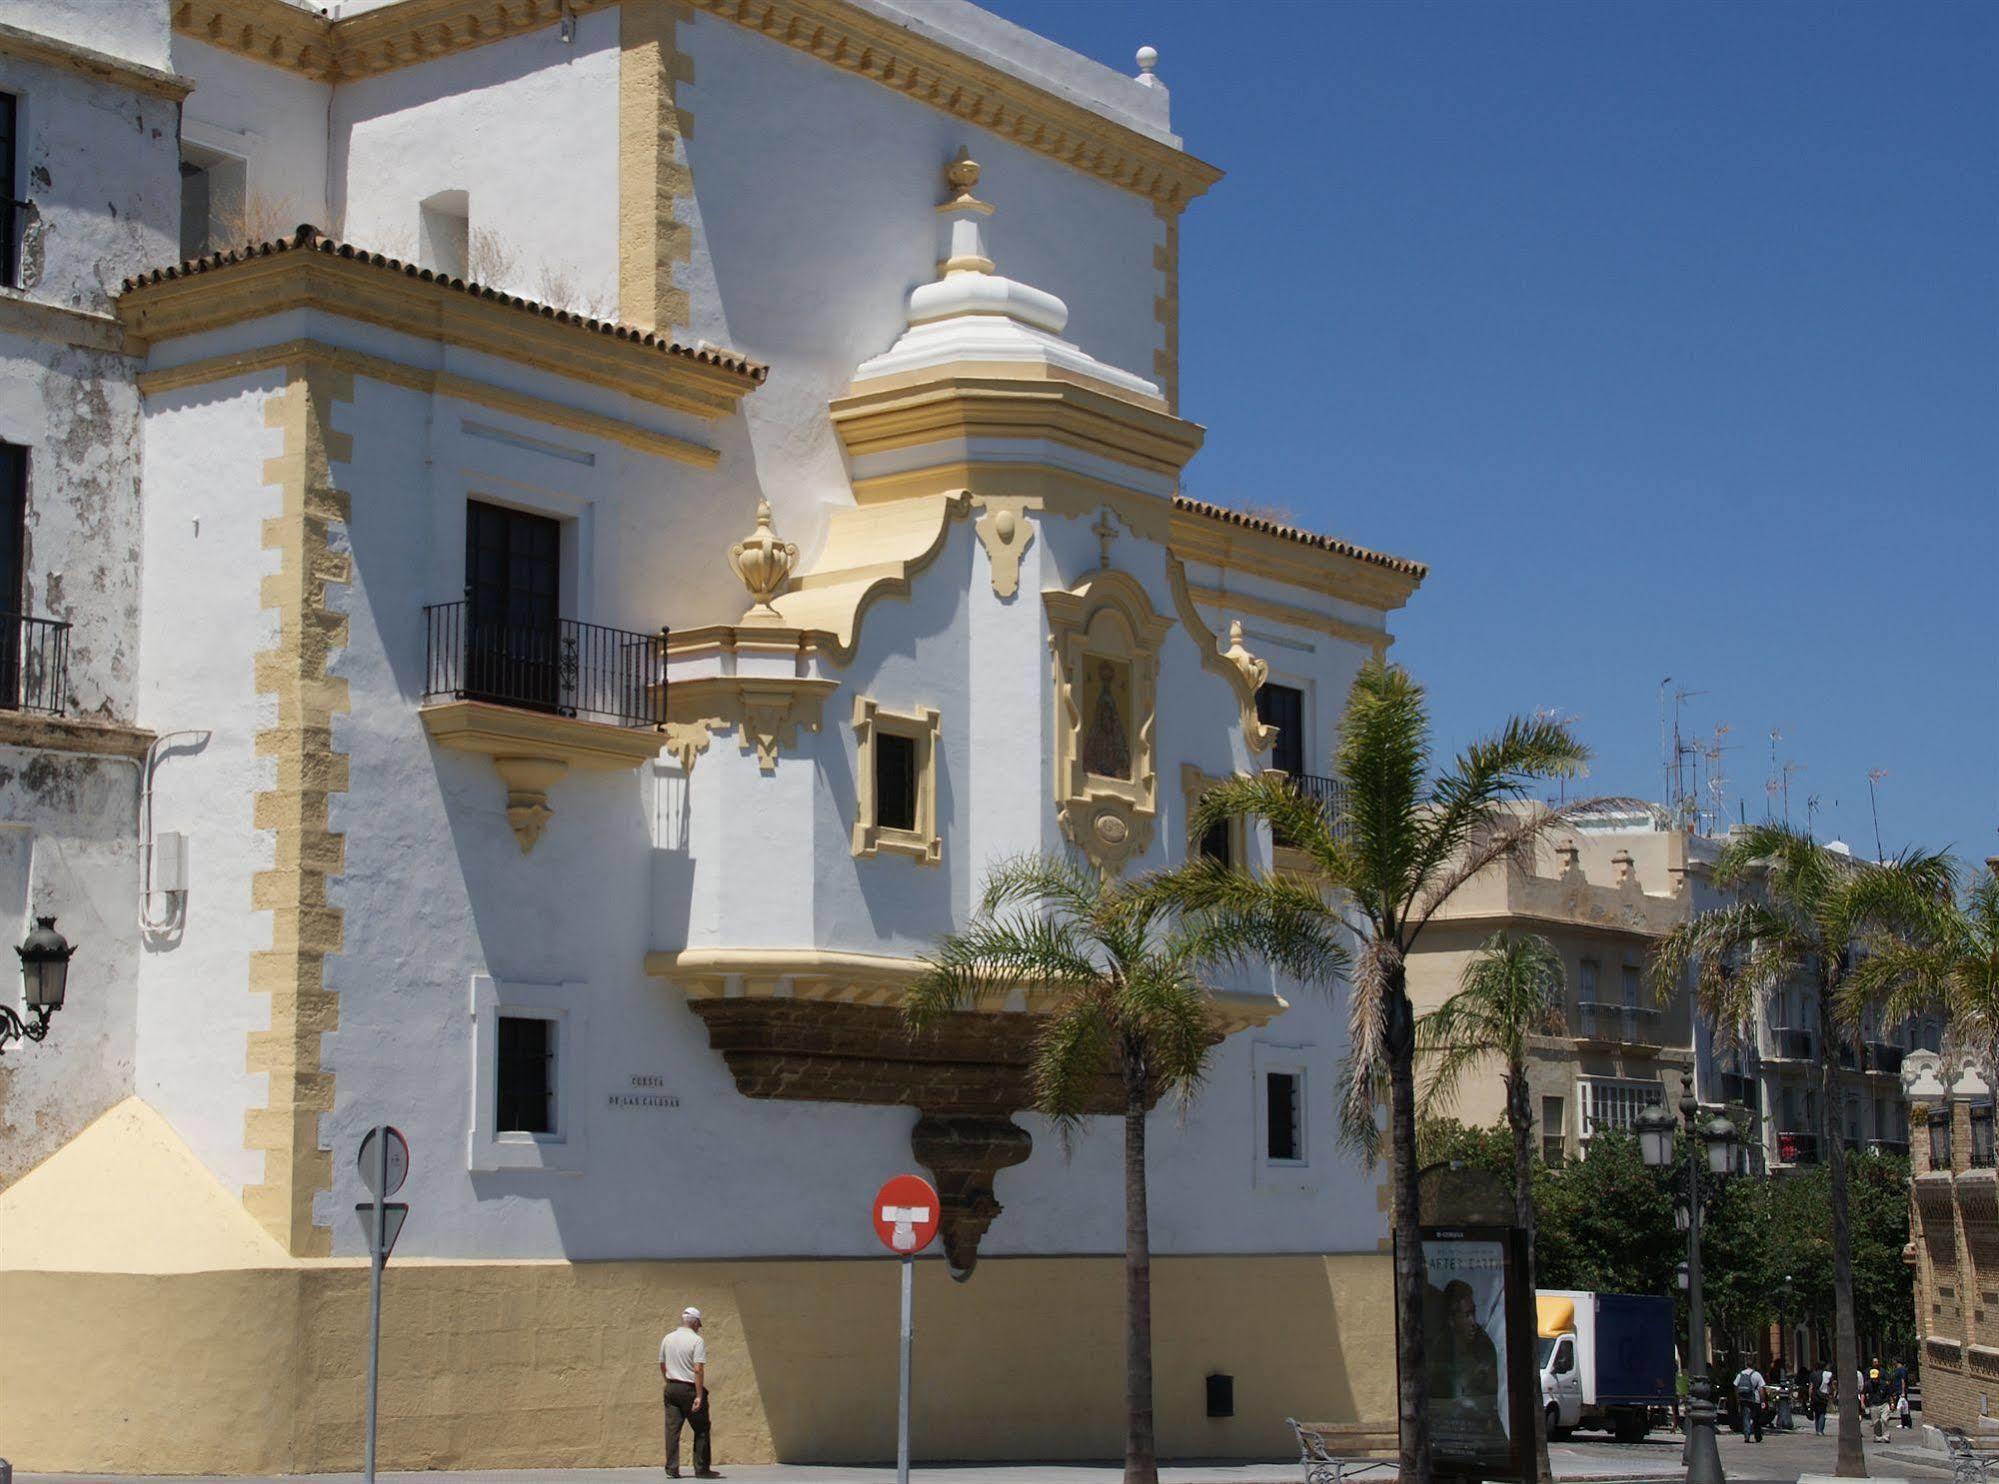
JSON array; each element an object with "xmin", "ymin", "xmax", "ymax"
[
  {"xmin": 897, "ymin": 1253, "xmax": 913, "ymax": 1484},
  {"xmin": 364, "ymin": 1131, "xmax": 387, "ymax": 1484}
]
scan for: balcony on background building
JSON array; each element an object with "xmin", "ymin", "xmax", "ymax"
[
  {"xmin": 1775, "ymin": 1130, "xmax": 1821, "ymax": 1165},
  {"xmin": 0, "ymin": 613, "xmax": 69, "ymax": 716},
  {"xmin": 1866, "ymin": 1137, "xmax": 1911, "ymax": 1157},
  {"xmin": 422, "ymin": 601, "xmax": 664, "ymax": 728},
  {"xmin": 1768, "ymin": 1026, "xmax": 1816, "ymax": 1061},
  {"xmin": 1864, "ymin": 1041, "xmax": 1906, "ymax": 1076},
  {"xmin": 1719, "ymin": 1072, "xmax": 1757, "ymax": 1109},
  {"xmin": 1273, "ymin": 771, "xmax": 1347, "ymax": 849},
  {"xmin": 1576, "ymin": 1001, "xmax": 1665, "ymax": 1047}
]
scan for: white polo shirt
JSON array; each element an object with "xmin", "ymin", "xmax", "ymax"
[{"xmin": 661, "ymin": 1325, "xmax": 706, "ymax": 1384}]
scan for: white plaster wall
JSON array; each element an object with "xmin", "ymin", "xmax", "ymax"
[
  {"xmin": 329, "ymin": 11, "xmax": 620, "ymax": 310},
  {"xmin": 676, "ymin": 11, "xmax": 1167, "ymax": 563},
  {"xmin": 173, "ymin": 39, "xmax": 333, "ymax": 238},
  {"xmin": 0, "ymin": 748, "xmax": 143, "ymax": 1187},
  {"xmin": 0, "ymin": 50, "xmax": 179, "ymax": 311},
  {"xmin": 0, "ymin": 0, "xmax": 172, "ymax": 73},
  {"xmin": 132, "ymin": 374, "xmax": 286, "ymax": 1201}
]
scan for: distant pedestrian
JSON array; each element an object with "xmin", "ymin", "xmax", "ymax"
[
  {"xmin": 1892, "ymin": 1360, "xmax": 1911, "ymax": 1429},
  {"xmin": 1815, "ymin": 1365, "xmax": 1835, "ymax": 1436},
  {"xmin": 1866, "ymin": 1365, "xmax": 1889, "ymax": 1442},
  {"xmin": 662, "ymin": 1306, "xmax": 721, "ymax": 1480},
  {"xmin": 1734, "ymin": 1363, "xmax": 1766, "ymax": 1443}
]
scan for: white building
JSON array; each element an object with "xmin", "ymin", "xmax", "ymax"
[{"xmin": 0, "ymin": 1, "xmax": 1426, "ymax": 1473}]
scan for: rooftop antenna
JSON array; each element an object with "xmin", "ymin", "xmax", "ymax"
[
  {"xmin": 1781, "ymin": 758, "xmax": 1805, "ymax": 829},
  {"xmin": 1702, "ymin": 723, "xmax": 1733, "ymax": 837},
  {"xmin": 1660, "ymin": 678, "xmax": 1674, "ymax": 820},
  {"xmin": 1671, "ymin": 685, "xmax": 1705, "ymax": 833},
  {"xmin": 1765, "ymin": 729, "xmax": 1784, "ymax": 822},
  {"xmin": 1867, "ymin": 769, "xmax": 1889, "ymax": 861},
  {"xmin": 1806, "ymin": 792, "xmax": 1823, "ymax": 838}
]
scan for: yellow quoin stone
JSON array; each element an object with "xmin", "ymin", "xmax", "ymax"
[{"xmin": 0, "ymin": 1101, "xmax": 1394, "ymax": 1475}]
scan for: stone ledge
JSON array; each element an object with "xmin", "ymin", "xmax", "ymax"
[{"xmin": 0, "ymin": 712, "xmax": 153, "ymax": 760}]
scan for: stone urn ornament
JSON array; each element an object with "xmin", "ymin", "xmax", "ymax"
[{"xmin": 728, "ymin": 497, "xmax": 797, "ymax": 620}]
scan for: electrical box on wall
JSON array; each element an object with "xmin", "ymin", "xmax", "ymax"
[{"xmin": 151, "ymin": 831, "xmax": 188, "ymax": 895}]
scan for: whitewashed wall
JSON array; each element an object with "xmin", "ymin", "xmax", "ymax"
[
  {"xmin": 0, "ymin": 0, "xmax": 171, "ymax": 73},
  {"xmin": 173, "ymin": 39, "xmax": 334, "ymax": 238}
]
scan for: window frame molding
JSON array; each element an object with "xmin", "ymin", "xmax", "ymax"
[
  {"xmin": 851, "ymin": 694, "xmax": 941, "ymax": 864},
  {"xmin": 1252, "ymin": 1039, "xmax": 1318, "ymax": 1191},
  {"xmin": 468, "ymin": 973, "xmax": 589, "ymax": 1174},
  {"xmin": 1180, "ymin": 762, "xmax": 1245, "ymax": 869}
]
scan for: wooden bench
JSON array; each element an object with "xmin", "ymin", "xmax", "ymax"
[{"xmin": 1288, "ymin": 1418, "xmax": 1397, "ymax": 1484}]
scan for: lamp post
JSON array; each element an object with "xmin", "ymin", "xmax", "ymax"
[
  {"xmin": 0, "ymin": 915, "xmax": 76, "ymax": 1055},
  {"xmin": 1637, "ymin": 1070, "xmax": 1739, "ymax": 1484}
]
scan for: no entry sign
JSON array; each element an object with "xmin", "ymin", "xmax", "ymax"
[{"xmin": 872, "ymin": 1173, "xmax": 940, "ymax": 1255}]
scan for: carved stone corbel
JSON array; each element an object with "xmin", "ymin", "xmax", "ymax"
[
  {"xmin": 493, "ymin": 756, "xmax": 565, "ymax": 853},
  {"xmin": 911, "ymin": 1112, "xmax": 1033, "ymax": 1279},
  {"xmin": 972, "ymin": 497, "xmax": 1036, "ymax": 598}
]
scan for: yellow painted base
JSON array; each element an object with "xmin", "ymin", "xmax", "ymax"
[
  {"xmin": 0, "ymin": 1100, "xmax": 1394, "ymax": 1474},
  {"xmin": 2, "ymin": 1250, "xmax": 1392, "ymax": 1473}
]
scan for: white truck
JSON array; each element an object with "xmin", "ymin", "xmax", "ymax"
[{"xmin": 1536, "ymin": 1289, "xmax": 1676, "ymax": 1443}]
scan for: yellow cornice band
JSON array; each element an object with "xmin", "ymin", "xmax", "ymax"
[{"xmin": 171, "ymin": 0, "xmax": 1221, "ymax": 212}]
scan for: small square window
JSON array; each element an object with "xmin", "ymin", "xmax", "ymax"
[
  {"xmin": 496, "ymin": 1014, "xmax": 554, "ymax": 1135},
  {"xmin": 1198, "ymin": 816, "xmax": 1231, "ymax": 867},
  {"xmin": 875, "ymin": 731, "xmax": 917, "ymax": 833},
  {"xmin": 1265, "ymin": 1070, "xmax": 1303, "ymax": 1162}
]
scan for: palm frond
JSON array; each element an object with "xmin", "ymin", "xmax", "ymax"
[
  {"xmin": 1333, "ymin": 661, "xmax": 1432, "ymax": 926},
  {"xmin": 907, "ymin": 911, "xmax": 1101, "ymax": 1028},
  {"xmin": 1031, "ymin": 994, "xmax": 1116, "ymax": 1130},
  {"xmin": 1338, "ymin": 938, "xmax": 1397, "ymax": 1163},
  {"xmin": 1649, "ymin": 899, "xmax": 1799, "ymax": 1040},
  {"xmin": 977, "ymin": 852, "xmax": 1101, "ymax": 921}
]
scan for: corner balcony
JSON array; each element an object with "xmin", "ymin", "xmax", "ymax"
[
  {"xmin": 1767, "ymin": 1026, "xmax": 1816, "ymax": 1061},
  {"xmin": 1272, "ymin": 771, "xmax": 1347, "ymax": 852},
  {"xmin": 418, "ymin": 601, "xmax": 665, "ymax": 852},
  {"xmin": 1775, "ymin": 1129, "xmax": 1820, "ymax": 1165},
  {"xmin": 1576, "ymin": 1001, "xmax": 1665, "ymax": 1048}
]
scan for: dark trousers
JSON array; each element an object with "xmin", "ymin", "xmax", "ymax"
[{"xmin": 664, "ymin": 1381, "xmax": 711, "ymax": 1474}]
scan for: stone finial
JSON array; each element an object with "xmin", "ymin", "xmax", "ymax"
[
  {"xmin": 944, "ymin": 146, "xmax": 982, "ymax": 204},
  {"xmin": 1612, "ymin": 849, "xmax": 1636, "ymax": 886},
  {"xmin": 728, "ymin": 498, "xmax": 797, "ymax": 620},
  {"xmin": 1135, "ymin": 45, "xmax": 1161, "ymax": 88},
  {"xmin": 1221, "ymin": 620, "xmax": 1268, "ymax": 693},
  {"xmin": 1555, "ymin": 838, "xmax": 1581, "ymax": 877}
]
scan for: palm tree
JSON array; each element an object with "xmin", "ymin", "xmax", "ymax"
[
  {"xmin": 1419, "ymin": 931, "xmax": 1566, "ymax": 1484},
  {"xmin": 1846, "ymin": 857, "xmax": 1999, "ymax": 1077},
  {"xmin": 1169, "ymin": 660, "xmax": 1591, "ymax": 1484},
  {"xmin": 1650, "ymin": 821, "xmax": 1954, "ymax": 1479},
  {"xmin": 907, "ymin": 854, "xmax": 1344, "ymax": 1484}
]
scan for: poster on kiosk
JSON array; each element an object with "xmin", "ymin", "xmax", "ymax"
[{"xmin": 1403, "ymin": 1225, "xmax": 1537, "ymax": 1483}]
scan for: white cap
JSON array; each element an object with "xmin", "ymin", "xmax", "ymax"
[{"xmin": 682, "ymin": 1306, "xmax": 702, "ymax": 1322}]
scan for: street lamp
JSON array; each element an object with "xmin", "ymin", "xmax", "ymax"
[
  {"xmin": 1, "ymin": 915, "xmax": 76, "ymax": 1055},
  {"xmin": 1639, "ymin": 1071, "xmax": 1739, "ymax": 1484}
]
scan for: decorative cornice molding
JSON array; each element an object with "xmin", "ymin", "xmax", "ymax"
[
  {"xmin": 1169, "ymin": 502, "xmax": 1424, "ymax": 614},
  {"xmin": 170, "ymin": 0, "xmax": 1222, "ymax": 212},
  {"xmin": 0, "ymin": 20, "xmax": 195, "ymax": 99},
  {"xmin": 118, "ymin": 231, "xmax": 762, "ymax": 419}
]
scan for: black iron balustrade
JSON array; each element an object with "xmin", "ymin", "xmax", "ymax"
[
  {"xmin": 1576, "ymin": 1000, "xmax": 1665, "ymax": 1046},
  {"xmin": 1718, "ymin": 1072, "xmax": 1758, "ymax": 1109},
  {"xmin": 1272, "ymin": 771, "xmax": 1347, "ymax": 848},
  {"xmin": 1864, "ymin": 1041, "xmax": 1906, "ymax": 1076},
  {"xmin": 422, "ymin": 601, "xmax": 664, "ymax": 727},
  {"xmin": 1768, "ymin": 1025, "xmax": 1816, "ymax": 1060},
  {"xmin": 1775, "ymin": 1129, "xmax": 1820, "ymax": 1165},
  {"xmin": 0, "ymin": 613, "xmax": 70, "ymax": 716}
]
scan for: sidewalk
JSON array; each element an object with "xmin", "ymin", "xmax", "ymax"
[{"xmin": 13, "ymin": 1439, "xmax": 1689, "ymax": 1484}]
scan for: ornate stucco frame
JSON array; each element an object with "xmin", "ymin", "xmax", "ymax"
[
  {"xmin": 1045, "ymin": 569, "xmax": 1172, "ymax": 874},
  {"xmin": 852, "ymin": 695, "xmax": 942, "ymax": 864}
]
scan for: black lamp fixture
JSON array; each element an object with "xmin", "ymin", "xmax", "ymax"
[{"xmin": 2, "ymin": 915, "xmax": 76, "ymax": 1055}]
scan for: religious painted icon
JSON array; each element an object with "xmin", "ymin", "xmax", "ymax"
[{"xmin": 1082, "ymin": 657, "xmax": 1132, "ymax": 780}]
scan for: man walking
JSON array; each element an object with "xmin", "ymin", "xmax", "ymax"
[
  {"xmin": 1866, "ymin": 1364, "xmax": 1889, "ymax": 1443},
  {"xmin": 1815, "ymin": 1363, "xmax": 1835, "ymax": 1436},
  {"xmin": 1733, "ymin": 1361, "xmax": 1766, "ymax": 1443},
  {"xmin": 1892, "ymin": 1358, "xmax": 1911, "ymax": 1429},
  {"xmin": 662, "ymin": 1306, "xmax": 720, "ymax": 1479}
]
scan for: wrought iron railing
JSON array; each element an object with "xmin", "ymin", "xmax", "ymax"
[
  {"xmin": 1575, "ymin": 1000, "xmax": 1664, "ymax": 1046},
  {"xmin": 422, "ymin": 601, "xmax": 664, "ymax": 727},
  {"xmin": 1719, "ymin": 1072, "xmax": 1758, "ymax": 1109},
  {"xmin": 1768, "ymin": 1026, "xmax": 1816, "ymax": 1061},
  {"xmin": 0, "ymin": 613, "xmax": 70, "ymax": 715},
  {"xmin": 1273, "ymin": 771, "xmax": 1346, "ymax": 847},
  {"xmin": 1864, "ymin": 1041, "xmax": 1906, "ymax": 1076}
]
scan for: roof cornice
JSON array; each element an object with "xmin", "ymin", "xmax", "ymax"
[
  {"xmin": 170, "ymin": 0, "xmax": 1222, "ymax": 213},
  {"xmin": 1169, "ymin": 497, "xmax": 1427, "ymax": 613},
  {"xmin": 0, "ymin": 19, "xmax": 196, "ymax": 99}
]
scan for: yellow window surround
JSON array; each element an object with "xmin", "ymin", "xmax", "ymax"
[{"xmin": 851, "ymin": 695, "xmax": 941, "ymax": 865}]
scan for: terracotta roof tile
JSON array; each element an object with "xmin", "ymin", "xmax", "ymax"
[
  {"xmin": 118, "ymin": 224, "xmax": 768, "ymax": 384},
  {"xmin": 1172, "ymin": 495, "xmax": 1428, "ymax": 580}
]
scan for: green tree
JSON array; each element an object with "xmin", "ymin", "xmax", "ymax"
[
  {"xmin": 1170, "ymin": 661, "xmax": 1589, "ymax": 1483},
  {"xmin": 1768, "ymin": 1154, "xmax": 1916, "ymax": 1365},
  {"xmin": 1848, "ymin": 860, "xmax": 1999, "ymax": 1067},
  {"xmin": 1418, "ymin": 932, "xmax": 1567, "ymax": 1483},
  {"xmin": 1652, "ymin": 822, "xmax": 1952, "ymax": 1477},
  {"xmin": 907, "ymin": 854, "xmax": 1342, "ymax": 1484}
]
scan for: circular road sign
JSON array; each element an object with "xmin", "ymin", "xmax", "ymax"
[
  {"xmin": 871, "ymin": 1173, "xmax": 941, "ymax": 1255},
  {"xmin": 358, "ymin": 1124, "xmax": 410, "ymax": 1198}
]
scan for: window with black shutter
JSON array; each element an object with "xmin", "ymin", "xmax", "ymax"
[
  {"xmin": 0, "ymin": 94, "xmax": 16, "ymax": 288},
  {"xmin": 465, "ymin": 500, "xmax": 561, "ymax": 710},
  {"xmin": 0, "ymin": 442, "xmax": 25, "ymax": 708},
  {"xmin": 495, "ymin": 1014, "xmax": 554, "ymax": 1135},
  {"xmin": 1256, "ymin": 683, "xmax": 1304, "ymax": 776},
  {"xmin": 1265, "ymin": 1070, "xmax": 1302, "ymax": 1162},
  {"xmin": 874, "ymin": 730, "xmax": 917, "ymax": 833}
]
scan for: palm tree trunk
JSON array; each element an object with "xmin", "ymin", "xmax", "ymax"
[
  {"xmin": 1510, "ymin": 1062, "xmax": 1554, "ymax": 1484},
  {"xmin": 1819, "ymin": 981, "xmax": 1866, "ymax": 1477},
  {"xmin": 1123, "ymin": 1053, "xmax": 1159, "ymax": 1484},
  {"xmin": 1386, "ymin": 971, "xmax": 1434, "ymax": 1484}
]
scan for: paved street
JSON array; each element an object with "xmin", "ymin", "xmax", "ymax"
[{"xmin": 11, "ymin": 1424, "xmax": 1958, "ymax": 1484}]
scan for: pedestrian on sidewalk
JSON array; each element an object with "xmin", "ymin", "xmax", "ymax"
[
  {"xmin": 1733, "ymin": 1362, "xmax": 1766, "ymax": 1443},
  {"xmin": 1892, "ymin": 1358, "xmax": 1911, "ymax": 1429},
  {"xmin": 1815, "ymin": 1364, "xmax": 1834, "ymax": 1436},
  {"xmin": 662, "ymin": 1305, "xmax": 722, "ymax": 1480},
  {"xmin": 1866, "ymin": 1364, "xmax": 1889, "ymax": 1442}
]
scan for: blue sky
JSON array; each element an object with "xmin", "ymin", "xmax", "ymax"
[{"xmin": 982, "ymin": 0, "xmax": 1997, "ymax": 865}]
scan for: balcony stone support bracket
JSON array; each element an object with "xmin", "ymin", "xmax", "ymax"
[
  {"xmin": 421, "ymin": 700, "xmax": 664, "ymax": 853},
  {"xmin": 647, "ymin": 946, "xmax": 1286, "ymax": 1272},
  {"xmin": 664, "ymin": 626, "xmax": 841, "ymax": 775}
]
